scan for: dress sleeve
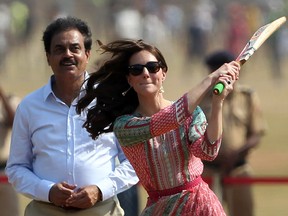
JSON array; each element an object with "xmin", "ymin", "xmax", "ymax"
[
  {"xmin": 188, "ymin": 106, "xmax": 222, "ymax": 161},
  {"xmin": 114, "ymin": 94, "xmax": 191, "ymax": 146}
]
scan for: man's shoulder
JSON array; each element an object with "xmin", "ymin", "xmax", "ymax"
[
  {"xmin": 232, "ymin": 84, "xmax": 259, "ymax": 108},
  {"xmin": 235, "ymin": 84, "xmax": 255, "ymax": 97},
  {"xmin": 236, "ymin": 84, "xmax": 254, "ymax": 92},
  {"xmin": 19, "ymin": 85, "xmax": 48, "ymax": 106}
]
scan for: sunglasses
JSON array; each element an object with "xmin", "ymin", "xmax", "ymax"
[{"xmin": 128, "ymin": 61, "xmax": 162, "ymax": 76}]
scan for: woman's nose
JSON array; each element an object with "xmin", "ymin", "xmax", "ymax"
[{"xmin": 142, "ymin": 67, "xmax": 150, "ymax": 76}]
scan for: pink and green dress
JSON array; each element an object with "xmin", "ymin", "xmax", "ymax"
[{"xmin": 114, "ymin": 94, "xmax": 226, "ymax": 216}]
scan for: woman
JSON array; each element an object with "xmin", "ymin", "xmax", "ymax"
[{"xmin": 77, "ymin": 39, "xmax": 240, "ymax": 215}]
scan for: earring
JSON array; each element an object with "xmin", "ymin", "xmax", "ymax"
[
  {"xmin": 159, "ymin": 86, "xmax": 165, "ymax": 93},
  {"xmin": 122, "ymin": 86, "xmax": 132, "ymax": 96}
]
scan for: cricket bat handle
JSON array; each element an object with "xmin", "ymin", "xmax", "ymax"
[
  {"xmin": 213, "ymin": 82, "xmax": 225, "ymax": 95},
  {"xmin": 212, "ymin": 59, "xmax": 246, "ymax": 95}
]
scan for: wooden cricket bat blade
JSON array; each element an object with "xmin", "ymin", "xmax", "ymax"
[
  {"xmin": 237, "ymin": 16, "xmax": 287, "ymax": 64},
  {"xmin": 213, "ymin": 16, "xmax": 286, "ymax": 95}
]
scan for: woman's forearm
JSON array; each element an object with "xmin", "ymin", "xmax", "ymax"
[
  {"xmin": 206, "ymin": 98, "xmax": 224, "ymax": 143},
  {"xmin": 186, "ymin": 74, "xmax": 215, "ymax": 113}
]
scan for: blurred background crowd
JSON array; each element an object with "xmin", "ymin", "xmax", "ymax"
[{"xmin": 0, "ymin": 0, "xmax": 288, "ymax": 89}]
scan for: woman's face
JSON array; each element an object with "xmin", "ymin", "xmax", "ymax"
[{"xmin": 127, "ymin": 50, "xmax": 166, "ymax": 97}]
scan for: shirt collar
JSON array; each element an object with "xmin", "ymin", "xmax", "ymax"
[{"xmin": 42, "ymin": 72, "xmax": 90, "ymax": 103}]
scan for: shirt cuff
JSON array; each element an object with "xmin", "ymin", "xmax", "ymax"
[
  {"xmin": 35, "ymin": 179, "xmax": 55, "ymax": 202},
  {"xmin": 96, "ymin": 178, "xmax": 115, "ymax": 201}
]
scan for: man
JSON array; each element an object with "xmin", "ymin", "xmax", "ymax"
[
  {"xmin": 6, "ymin": 16, "xmax": 138, "ymax": 216},
  {"xmin": 200, "ymin": 50, "xmax": 267, "ymax": 216},
  {"xmin": 0, "ymin": 86, "xmax": 20, "ymax": 216}
]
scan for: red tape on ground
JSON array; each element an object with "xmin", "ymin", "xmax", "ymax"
[
  {"xmin": 203, "ymin": 177, "xmax": 288, "ymax": 185},
  {"xmin": 0, "ymin": 175, "xmax": 8, "ymax": 183}
]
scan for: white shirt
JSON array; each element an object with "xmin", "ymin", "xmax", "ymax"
[{"xmin": 6, "ymin": 74, "xmax": 138, "ymax": 202}]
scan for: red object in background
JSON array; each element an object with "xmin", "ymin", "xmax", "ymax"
[{"xmin": 0, "ymin": 175, "xmax": 8, "ymax": 183}]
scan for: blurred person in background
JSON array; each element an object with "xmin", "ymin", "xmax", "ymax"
[
  {"xmin": 200, "ymin": 50, "xmax": 267, "ymax": 216},
  {"xmin": 187, "ymin": 0, "xmax": 216, "ymax": 60},
  {"xmin": 117, "ymin": 184, "xmax": 139, "ymax": 216},
  {"xmin": 0, "ymin": 3, "xmax": 11, "ymax": 68},
  {"xmin": 0, "ymin": 85, "xmax": 20, "ymax": 216},
  {"xmin": 225, "ymin": 3, "xmax": 250, "ymax": 57},
  {"xmin": 5, "ymin": 16, "xmax": 138, "ymax": 216},
  {"xmin": 77, "ymin": 39, "xmax": 241, "ymax": 216}
]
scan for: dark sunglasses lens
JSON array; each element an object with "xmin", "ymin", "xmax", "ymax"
[
  {"xmin": 146, "ymin": 62, "xmax": 160, "ymax": 73},
  {"xmin": 129, "ymin": 65, "xmax": 144, "ymax": 76},
  {"xmin": 128, "ymin": 62, "xmax": 161, "ymax": 76}
]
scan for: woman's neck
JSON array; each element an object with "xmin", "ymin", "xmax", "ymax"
[{"xmin": 136, "ymin": 95, "xmax": 172, "ymax": 117}]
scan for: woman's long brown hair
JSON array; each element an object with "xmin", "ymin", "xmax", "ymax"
[{"xmin": 76, "ymin": 39, "xmax": 168, "ymax": 139}]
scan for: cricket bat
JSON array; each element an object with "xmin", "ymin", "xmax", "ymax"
[{"xmin": 213, "ymin": 16, "xmax": 287, "ymax": 95}]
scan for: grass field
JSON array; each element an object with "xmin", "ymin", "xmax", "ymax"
[{"xmin": 3, "ymin": 31, "xmax": 288, "ymax": 215}]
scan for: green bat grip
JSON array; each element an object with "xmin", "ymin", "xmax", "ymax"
[{"xmin": 213, "ymin": 82, "xmax": 225, "ymax": 95}]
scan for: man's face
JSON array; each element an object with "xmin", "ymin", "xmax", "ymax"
[{"xmin": 46, "ymin": 29, "xmax": 90, "ymax": 79}]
